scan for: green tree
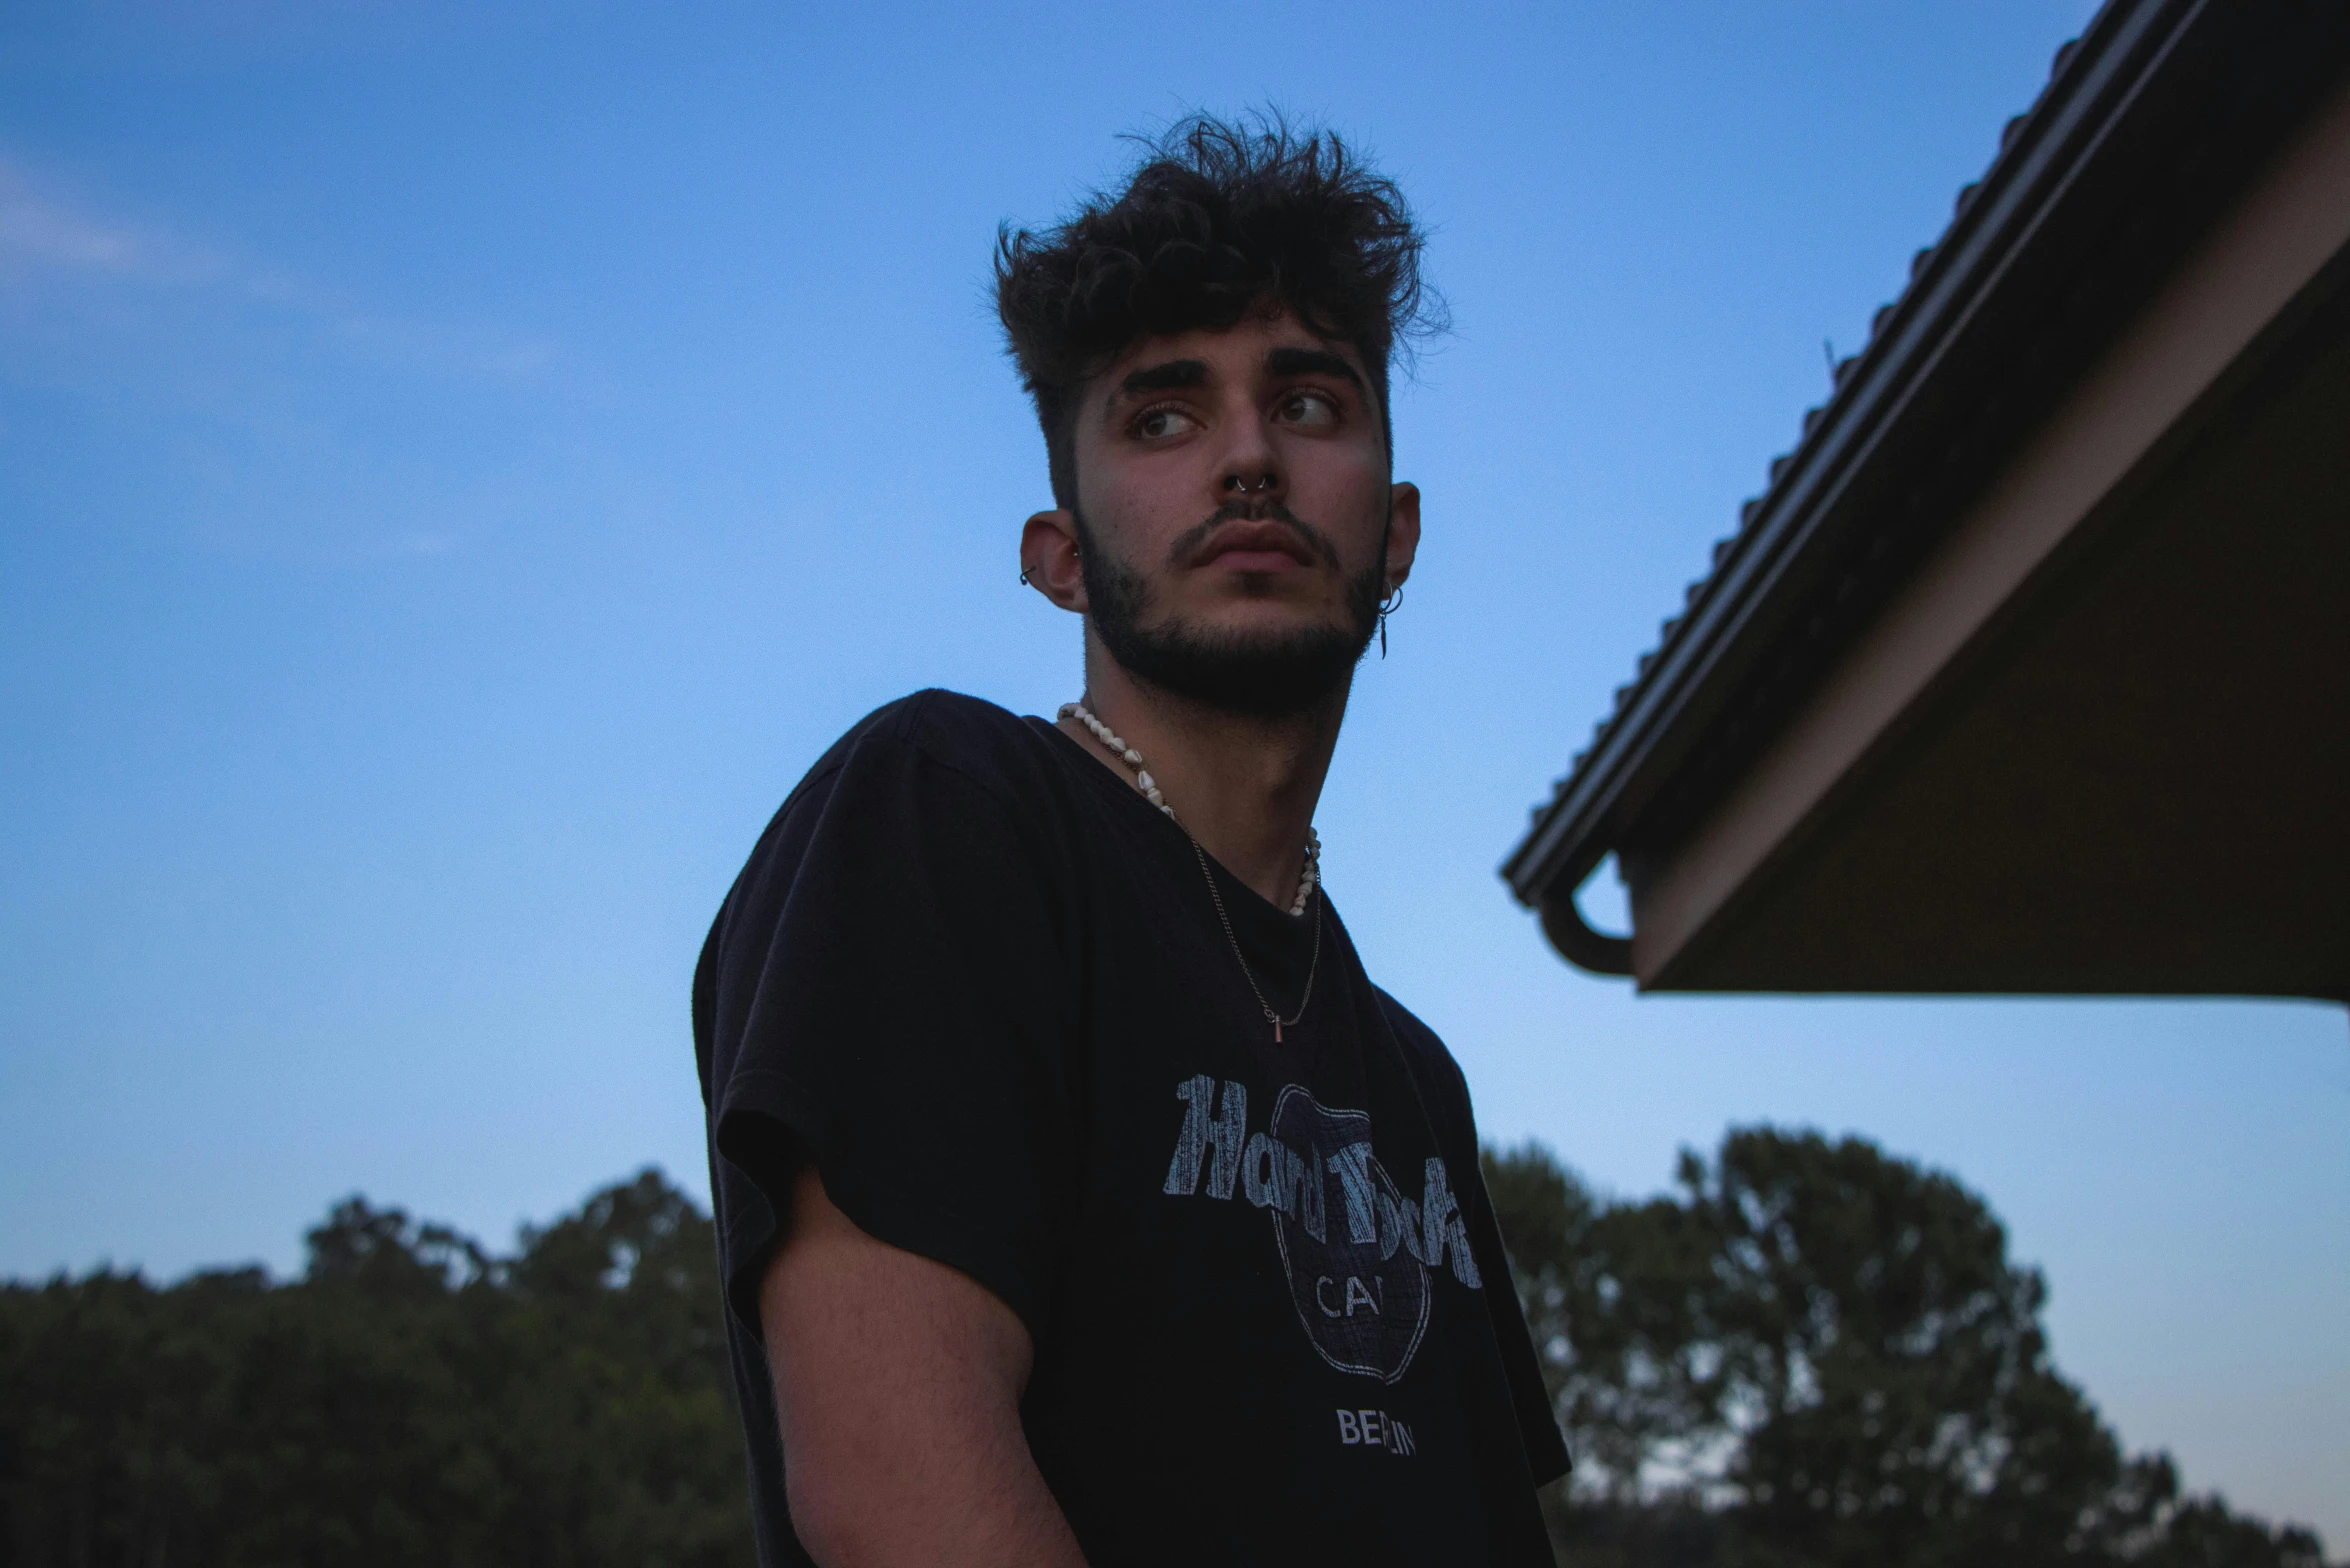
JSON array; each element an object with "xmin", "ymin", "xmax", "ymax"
[
  {"xmin": 1687, "ymin": 1128, "xmax": 2153, "ymax": 1567},
  {"xmin": 0, "ymin": 1170, "xmax": 755, "ymax": 1568},
  {"xmin": 2141, "ymin": 1496, "xmax": 2330, "ymax": 1568},
  {"xmin": 1484, "ymin": 1128, "xmax": 2333, "ymax": 1568}
]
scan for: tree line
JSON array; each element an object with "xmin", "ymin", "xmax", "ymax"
[
  {"xmin": 1481, "ymin": 1130, "xmax": 2330, "ymax": 1568},
  {"xmin": 0, "ymin": 1173, "xmax": 748, "ymax": 1567},
  {"xmin": 0, "ymin": 1131, "xmax": 2330, "ymax": 1567}
]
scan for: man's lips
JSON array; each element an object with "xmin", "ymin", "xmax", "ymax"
[{"xmin": 1191, "ymin": 519, "xmax": 1318, "ymax": 571}]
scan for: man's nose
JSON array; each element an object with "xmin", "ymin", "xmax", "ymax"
[{"xmin": 1218, "ymin": 417, "xmax": 1285, "ymax": 503}]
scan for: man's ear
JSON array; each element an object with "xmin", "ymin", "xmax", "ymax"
[
  {"xmin": 1020, "ymin": 509, "xmax": 1088, "ymax": 613},
  {"xmin": 1383, "ymin": 482, "xmax": 1422, "ymax": 590}
]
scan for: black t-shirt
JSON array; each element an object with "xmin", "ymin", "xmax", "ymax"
[{"xmin": 693, "ymin": 690, "xmax": 1569, "ymax": 1567}]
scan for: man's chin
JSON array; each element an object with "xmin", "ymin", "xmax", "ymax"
[{"xmin": 1098, "ymin": 616, "xmax": 1371, "ymax": 720}]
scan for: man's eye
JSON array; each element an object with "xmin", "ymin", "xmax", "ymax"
[
  {"xmin": 1276, "ymin": 391, "xmax": 1339, "ymax": 428},
  {"xmin": 1134, "ymin": 407, "xmax": 1198, "ymax": 440}
]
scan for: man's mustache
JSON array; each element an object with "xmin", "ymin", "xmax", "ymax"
[{"xmin": 1166, "ymin": 501, "xmax": 1341, "ymax": 570}]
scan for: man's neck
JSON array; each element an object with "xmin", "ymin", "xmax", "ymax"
[{"xmin": 1060, "ymin": 637, "xmax": 1345, "ymax": 910}]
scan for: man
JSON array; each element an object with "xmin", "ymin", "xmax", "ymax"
[{"xmin": 694, "ymin": 116, "xmax": 1568, "ymax": 1567}]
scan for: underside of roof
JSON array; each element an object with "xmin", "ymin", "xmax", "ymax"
[{"xmin": 1503, "ymin": 0, "xmax": 2350, "ymax": 999}]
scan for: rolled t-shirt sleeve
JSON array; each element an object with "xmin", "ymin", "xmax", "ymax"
[{"xmin": 701, "ymin": 707, "xmax": 1079, "ymax": 1345}]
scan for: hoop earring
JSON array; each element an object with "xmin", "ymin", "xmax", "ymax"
[{"xmin": 1377, "ymin": 582, "xmax": 1404, "ymax": 658}]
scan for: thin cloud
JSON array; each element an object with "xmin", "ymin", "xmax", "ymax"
[
  {"xmin": 0, "ymin": 153, "xmax": 587, "ymax": 569},
  {"xmin": 0, "ymin": 153, "xmax": 566, "ymax": 387},
  {"xmin": 0, "ymin": 170, "xmax": 144, "ymax": 274}
]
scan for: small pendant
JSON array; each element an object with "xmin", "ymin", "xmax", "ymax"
[{"xmin": 1273, "ymin": 1018, "xmax": 1283, "ymax": 1044}]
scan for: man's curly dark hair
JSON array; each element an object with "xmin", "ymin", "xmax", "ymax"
[{"xmin": 995, "ymin": 113, "xmax": 1442, "ymax": 509}]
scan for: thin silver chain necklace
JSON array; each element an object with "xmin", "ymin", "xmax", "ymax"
[{"xmin": 1060, "ymin": 701, "xmax": 1321, "ymax": 1043}]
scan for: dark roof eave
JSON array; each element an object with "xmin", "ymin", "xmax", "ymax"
[{"xmin": 1502, "ymin": 0, "xmax": 2317, "ymax": 914}]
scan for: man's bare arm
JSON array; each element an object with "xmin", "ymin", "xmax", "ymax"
[{"xmin": 759, "ymin": 1166, "xmax": 1088, "ymax": 1568}]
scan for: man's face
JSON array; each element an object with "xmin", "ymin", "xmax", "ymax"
[{"xmin": 1061, "ymin": 311, "xmax": 1420, "ymax": 717}]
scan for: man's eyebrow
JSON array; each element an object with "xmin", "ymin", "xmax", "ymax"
[
  {"xmin": 1116, "ymin": 359, "xmax": 1209, "ymax": 399},
  {"xmin": 1266, "ymin": 346, "xmax": 1364, "ymax": 387}
]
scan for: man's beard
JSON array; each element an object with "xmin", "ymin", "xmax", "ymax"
[{"xmin": 1075, "ymin": 501, "xmax": 1386, "ymax": 720}]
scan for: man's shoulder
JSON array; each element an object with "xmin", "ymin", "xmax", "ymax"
[
  {"xmin": 797, "ymin": 687, "xmax": 1057, "ymax": 801},
  {"xmin": 728, "ymin": 688, "xmax": 1075, "ymax": 890},
  {"xmin": 1370, "ymin": 985, "xmax": 1445, "ymax": 1055},
  {"xmin": 892, "ymin": 687, "xmax": 1055, "ymax": 770},
  {"xmin": 1371, "ymin": 986, "xmax": 1476, "ymax": 1114},
  {"xmin": 711, "ymin": 688, "xmax": 1071, "ymax": 992}
]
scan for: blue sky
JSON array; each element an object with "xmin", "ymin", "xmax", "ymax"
[{"xmin": 3, "ymin": 0, "xmax": 2343, "ymax": 1541}]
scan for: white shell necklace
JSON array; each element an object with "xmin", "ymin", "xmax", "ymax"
[{"xmin": 1061, "ymin": 701, "xmax": 1322, "ymax": 1042}]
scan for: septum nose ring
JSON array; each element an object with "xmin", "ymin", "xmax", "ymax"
[{"xmin": 1226, "ymin": 472, "xmax": 1277, "ymax": 493}]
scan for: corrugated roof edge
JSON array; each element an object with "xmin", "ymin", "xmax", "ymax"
[{"xmin": 1500, "ymin": 0, "xmax": 2216, "ymax": 923}]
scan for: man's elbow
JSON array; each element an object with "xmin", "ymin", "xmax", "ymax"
[
  {"xmin": 781, "ymin": 1461, "xmax": 868, "ymax": 1567},
  {"xmin": 782, "ymin": 1455, "xmax": 1000, "ymax": 1568}
]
